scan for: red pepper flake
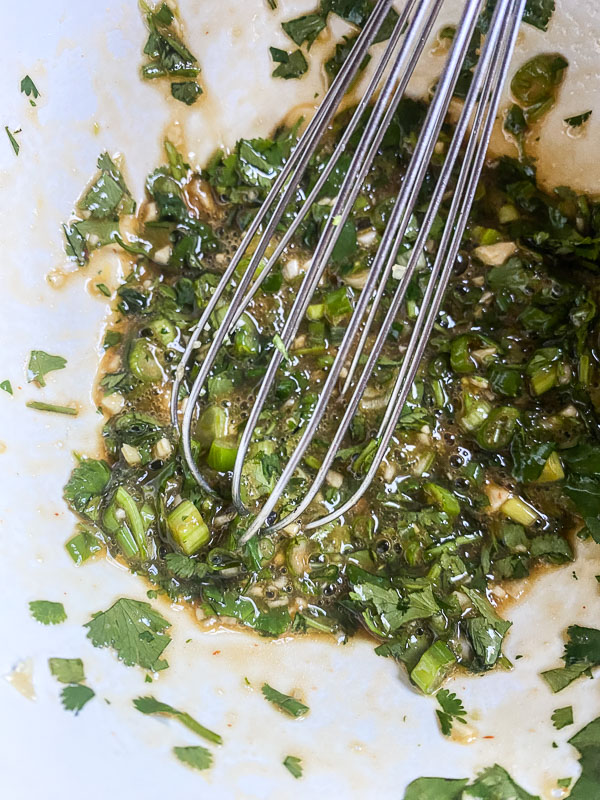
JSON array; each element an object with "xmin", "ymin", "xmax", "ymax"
[
  {"xmin": 483, "ymin": 735, "xmax": 495, "ymax": 739},
  {"xmin": 212, "ymin": 650, "xmax": 221, "ymax": 655}
]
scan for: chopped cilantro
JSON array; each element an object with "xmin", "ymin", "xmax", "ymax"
[
  {"xmin": 64, "ymin": 458, "xmax": 111, "ymax": 513},
  {"xmin": 0, "ymin": 380, "xmax": 13, "ymax": 394},
  {"xmin": 103, "ymin": 330, "xmax": 122, "ymax": 350},
  {"xmin": 283, "ymin": 755, "xmax": 303, "ymax": 778},
  {"xmin": 84, "ymin": 597, "xmax": 171, "ymax": 671},
  {"xmin": 557, "ymin": 777, "xmax": 571, "ymax": 789},
  {"xmin": 96, "ymin": 283, "xmax": 111, "ymax": 297},
  {"xmin": 568, "ymin": 715, "xmax": 600, "ymax": 798},
  {"xmin": 48, "ymin": 658, "xmax": 85, "ymax": 684},
  {"xmin": 171, "ymin": 80, "xmax": 202, "ymax": 105},
  {"xmin": 26, "ymin": 401, "xmax": 77, "ymax": 416},
  {"xmin": 261, "ymin": 683, "xmax": 309, "ymax": 717},
  {"xmin": 173, "ymin": 745, "xmax": 212, "ymax": 771},
  {"xmin": 542, "ymin": 624, "xmax": 600, "ymax": 692},
  {"xmin": 541, "ymin": 663, "xmax": 591, "ymax": 693},
  {"xmin": 564, "ymin": 625, "xmax": 600, "ymax": 665},
  {"xmin": 164, "ymin": 552, "xmax": 208, "ymax": 579},
  {"xmin": 281, "ymin": 14, "xmax": 326, "ymax": 48},
  {"xmin": 270, "ymin": 47, "xmax": 308, "ymax": 79},
  {"xmin": 29, "ymin": 600, "xmax": 67, "ymax": 625},
  {"xmin": 436, "ymin": 689, "xmax": 467, "ymax": 736},
  {"xmin": 27, "ymin": 350, "xmax": 67, "ymax": 386},
  {"xmin": 133, "ymin": 695, "xmax": 222, "ymax": 744},
  {"xmin": 403, "ymin": 764, "xmax": 539, "ymax": 799},
  {"xmin": 552, "ymin": 706, "xmax": 573, "ymax": 730},
  {"xmin": 523, "ymin": 0, "xmax": 555, "ymax": 31},
  {"xmin": 61, "ymin": 684, "xmax": 95, "ymax": 714},
  {"xmin": 564, "ymin": 110, "xmax": 592, "ymax": 127},
  {"xmin": 20, "ymin": 75, "xmax": 40, "ymax": 105},
  {"xmin": 5, "ymin": 126, "xmax": 20, "ymax": 155}
]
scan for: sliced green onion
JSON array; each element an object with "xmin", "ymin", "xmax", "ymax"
[
  {"xmin": 129, "ymin": 338, "xmax": 163, "ymax": 382},
  {"xmin": 65, "ymin": 530, "xmax": 102, "ymax": 565},
  {"xmin": 423, "ymin": 483, "xmax": 460, "ymax": 517},
  {"xmin": 148, "ymin": 317, "xmax": 177, "ymax": 346},
  {"xmin": 324, "ymin": 287, "xmax": 353, "ymax": 323},
  {"xmin": 115, "ymin": 486, "xmax": 148, "ymax": 558},
  {"xmin": 536, "ymin": 452, "xmax": 564, "ymax": 483},
  {"xmin": 234, "ymin": 314, "xmax": 260, "ymax": 357},
  {"xmin": 476, "ymin": 406, "xmax": 520, "ymax": 451},
  {"xmin": 306, "ymin": 303, "xmax": 324, "ymax": 320},
  {"xmin": 195, "ymin": 405, "xmax": 227, "ymax": 450},
  {"xmin": 460, "ymin": 396, "xmax": 492, "ymax": 432},
  {"xmin": 206, "ymin": 437, "xmax": 238, "ymax": 472},
  {"xmin": 501, "ymin": 496, "xmax": 539, "ymax": 526},
  {"xmin": 167, "ymin": 500, "xmax": 209, "ymax": 555},
  {"xmin": 411, "ymin": 641, "xmax": 456, "ymax": 694}
]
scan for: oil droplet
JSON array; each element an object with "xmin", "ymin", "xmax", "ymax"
[{"xmin": 5, "ymin": 659, "xmax": 36, "ymax": 701}]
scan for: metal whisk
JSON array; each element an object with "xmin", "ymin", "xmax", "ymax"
[{"xmin": 171, "ymin": 0, "xmax": 526, "ymax": 543}]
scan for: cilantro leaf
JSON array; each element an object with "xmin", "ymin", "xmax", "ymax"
[
  {"xmin": 103, "ymin": 331, "xmax": 122, "ymax": 350},
  {"xmin": 565, "ymin": 110, "xmax": 592, "ymax": 127},
  {"xmin": 84, "ymin": 598, "xmax": 171, "ymax": 671},
  {"xmin": 568, "ymin": 716, "xmax": 600, "ymax": 799},
  {"xmin": 281, "ymin": 14, "xmax": 326, "ymax": 48},
  {"xmin": 27, "ymin": 350, "xmax": 67, "ymax": 386},
  {"xmin": 270, "ymin": 47, "xmax": 308, "ymax": 79},
  {"xmin": 79, "ymin": 153, "xmax": 135, "ymax": 219},
  {"xmin": 463, "ymin": 588, "xmax": 511, "ymax": 669},
  {"xmin": 464, "ymin": 765, "xmax": 540, "ymax": 798},
  {"xmin": 541, "ymin": 663, "xmax": 592, "ymax": 693},
  {"xmin": 171, "ymin": 81, "xmax": 202, "ymax": 105},
  {"xmin": 552, "ymin": 706, "xmax": 573, "ymax": 730},
  {"xmin": 436, "ymin": 688, "xmax": 467, "ymax": 736},
  {"xmin": 173, "ymin": 745, "xmax": 212, "ymax": 771},
  {"xmin": 5, "ymin": 126, "xmax": 20, "ymax": 156},
  {"xmin": 60, "ymin": 684, "xmax": 95, "ymax": 714},
  {"xmin": 564, "ymin": 625, "xmax": 600, "ymax": 665},
  {"xmin": 49, "ymin": 658, "xmax": 85, "ymax": 684},
  {"xmin": 64, "ymin": 458, "xmax": 111, "ymax": 513},
  {"xmin": 523, "ymin": 0, "xmax": 555, "ymax": 31},
  {"xmin": 1, "ymin": 379, "xmax": 13, "ymax": 394},
  {"xmin": 164, "ymin": 552, "xmax": 208, "ymax": 579},
  {"xmin": 20, "ymin": 75, "xmax": 40, "ymax": 104},
  {"xmin": 283, "ymin": 755, "xmax": 303, "ymax": 778},
  {"xmin": 29, "ymin": 600, "xmax": 67, "ymax": 625},
  {"xmin": 133, "ymin": 695, "xmax": 222, "ymax": 744},
  {"xmin": 261, "ymin": 683, "xmax": 309, "ymax": 717},
  {"xmin": 404, "ymin": 778, "xmax": 469, "ymax": 799}
]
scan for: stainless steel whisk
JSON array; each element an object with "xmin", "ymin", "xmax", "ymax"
[{"xmin": 171, "ymin": 0, "xmax": 526, "ymax": 542}]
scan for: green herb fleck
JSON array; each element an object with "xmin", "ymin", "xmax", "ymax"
[
  {"xmin": 20, "ymin": 75, "xmax": 40, "ymax": 105},
  {"xmin": 269, "ymin": 47, "xmax": 308, "ymax": 80},
  {"xmin": 173, "ymin": 745, "xmax": 212, "ymax": 771},
  {"xmin": 27, "ymin": 350, "xmax": 67, "ymax": 386},
  {"xmin": 171, "ymin": 81, "xmax": 202, "ymax": 105},
  {"xmin": 564, "ymin": 110, "xmax": 592, "ymax": 127},
  {"xmin": 552, "ymin": 706, "xmax": 573, "ymax": 730},
  {"xmin": 96, "ymin": 283, "xmax": 111, "ymax": 297},
  {"xmin": 283, "ymin": 755, "xmax": 303, "ymax": 778},
  {"xmin": 60, "ymin": 684, "xmax": 95, "ymax": 714},
  {"xmin": 29, "ymin": 600, "xmax": 67, "ymax": 625},
  {"xmin": 0, "ymin": 380, "xmax": 13, "ymax": 394},
  {"xmin": 48, "ymin": 658, "xmax": 85, "ymax": 684},
  {"xmin": 5, "ymin": 126, "xmax": 20, "ymax": 155},
  {"xmin": 261, "ymin": 683, "xmax": 309, "ymax": 717}
]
